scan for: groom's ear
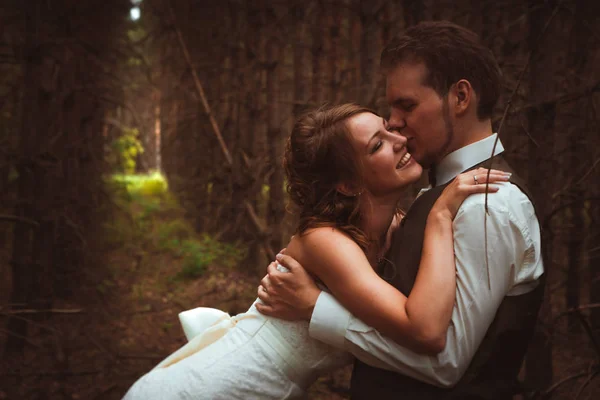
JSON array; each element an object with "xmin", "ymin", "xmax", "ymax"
[
  {"xmin": 336, "ymin": 182, "xmax": 360, "ymax": 197},
  {"xmin": 452, "ymin": 79, "xmax": 473, "ymax": 116}
]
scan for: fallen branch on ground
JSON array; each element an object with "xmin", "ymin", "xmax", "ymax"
[{"xmin": 0, "ymin": 308, "xmax": 84, "ymax": 315}]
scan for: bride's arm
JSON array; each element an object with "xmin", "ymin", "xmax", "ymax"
[
  {"xmin": 258, "ymin": 168, "xmax": 508, "ymax": 355},
  {"xmin": 286, "ymin": 209, "xmax": 453, "ymax": 355}
]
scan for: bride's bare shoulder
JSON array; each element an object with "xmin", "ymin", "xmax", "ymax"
[
  {"xmin": 289, "ymin": 226, "xmax": 355, "ymax": 249},
  {"xmin": 285, "ymin": 227, "xmax": 362, "ymax": 275}
]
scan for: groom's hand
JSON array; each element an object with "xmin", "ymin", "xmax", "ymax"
[{"xmin": 255, "ymin": 253, "xmax": 321, "ymax": 321}]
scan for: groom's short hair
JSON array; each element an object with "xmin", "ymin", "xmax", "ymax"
[{"xmin": 381, "ymin": 21, "xmax": 501, "ymax": 120}]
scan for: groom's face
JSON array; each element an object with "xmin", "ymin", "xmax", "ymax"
[{"xmin": 385, "ymin": 62, "xmax": 454, "ymax": 169}]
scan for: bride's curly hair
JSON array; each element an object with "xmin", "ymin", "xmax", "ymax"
[{"xmin": 284, "ymin": 103, "xmax": 374, "ymax": 252}]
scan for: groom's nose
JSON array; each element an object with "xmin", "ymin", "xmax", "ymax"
[{"xmin": 387, "ymin": 112, "xmax": 406, "ymax": 133}]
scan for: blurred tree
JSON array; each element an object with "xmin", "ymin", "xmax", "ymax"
[{"xmin": 3, "ymin": 0, "xmax": 128, "ymax": 357}]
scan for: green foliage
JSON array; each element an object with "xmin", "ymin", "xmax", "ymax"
[
  {"xmin": 8, "ymin": 165, "xmax": 19, "ymax": 182},
  {"xmin": 112, "ymin": 172, "xmax": 167, "ymax": 197},
  {"xmin": 169, "ymin": 236, "xmax": 246, "ymax": 280},
  {"xmin": 157, "ymin": 219, "xmax": 194, "ymax": 250},
  {"xmin": 105, "ymin": 173, "xmax": 170, "ymax": 250},
  {"xmin": 107, "ymin": 127, "xmax": 144, "ymax": 174},
  {"xmin": 138, "ymin": 176, "xmax": 168, "ymax": 197},
  {"xmin": 104, "ymin": 172, "xmax": 246, "ymax": 281},
  {"xmin": 127, "ymin": 26, "xmax": 147, "ymax": 43},
  {"xmin": 161, "ymin": 322, "xmax": 174, "ymax": 333},
  {"xmin": 96, "ymin": 279, "xmax": 116, "ymax": 294},
  {"xmin": 175, "ymin": 239, "xmax": 213, "ymax": 278}
]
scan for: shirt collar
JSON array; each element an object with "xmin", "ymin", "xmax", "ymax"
[{"xmin": 434, "ymin": 133, "xmax": 505, "ymax": 186}]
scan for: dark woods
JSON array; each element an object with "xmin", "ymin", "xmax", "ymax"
[{"xmin": 0, "ymin": 0, "xmax": 599, "ymax": 399}]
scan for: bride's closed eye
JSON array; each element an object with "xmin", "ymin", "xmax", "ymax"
[{"xmin": 370, "ymin": 140, "xmax": 383, "ymax": 154}]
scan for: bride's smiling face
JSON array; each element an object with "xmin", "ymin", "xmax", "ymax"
[{"xmin": 345, "ymin": 112, "xmax": 423, "ymax": 196}]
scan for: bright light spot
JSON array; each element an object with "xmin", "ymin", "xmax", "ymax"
[{"xmin": 130, "ymin": 7, "xmax": 140, "ymax": 21}]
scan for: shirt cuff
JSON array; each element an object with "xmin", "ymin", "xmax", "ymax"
[{"xmin": 308, "ymin": 291, "xmax": 352, "ymax": 349}]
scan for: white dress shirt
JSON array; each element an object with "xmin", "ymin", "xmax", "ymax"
[{"xmin": 308, "ymin": 133, "xmax": 545, "ymax": 388}]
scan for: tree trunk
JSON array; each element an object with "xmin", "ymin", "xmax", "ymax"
[
  {"xmin": 403, "ymin": 0, "xmax": 424, "ymax": 27},
  {"xmin": 265, "ymin": 19, "xmax": 283, "ymax": 253},
  {"xmin": 246, "ymin": 2, "xmax": 269, "ymax": 271},
  {"xmin": 5, "ymin": 0, "xmax": 55, "ymax": 356},
  {"xmin": 329, "ymin": 1, "xmax": 343, "ymax": 104},
  {"xmin": 571, "ymin": 0, "xmax": 600, "ymax": 334},
  {"xmin": 523, "ymin": 1, "xmax": 561, "ymax": 389},
  {"xmin": 154, "ymin": 90, "xmax": 162, "ymax": 172},
  {"xmin": 359, "ymin": 1, "xmax": 383, "ymax": 107},
  {"xmin": 292, "ymin": 3, "xmax": 311, "ymax": 117},
  {"xmin": 349, "ymin": 0, "xmax": 361, "ymax": 101},
  {"xmin": 5, "ymin": 1, "xmax": 40, "ymax": 357}
]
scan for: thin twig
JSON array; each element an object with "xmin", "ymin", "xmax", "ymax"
[
  {"xmin": 117, "ymin": 353, "xmax": 164, "ymax": 360},
  {"xmin": 493, "ymin": 80, "xmax": 600, "ymax": 123},
  {"xmin": 85, "ymin": 331, "xmax": 116, "ymax": 360},
  {"xmin": 558, "ymin": 3, "xmax": 600, "ymax": 43},
  {"xmin": 554, "ymin": 303, "xmax": 600, "ymax": 321},
  {"xmin": 0, "ymin": 308, "xmax": 84, "ymax": 315},
  {"xmin": 0, "ymin": 214, "xmax": 39, "ymax": 227},
  {"xmin": 542, "ymin": 197, "xmax": 600, "ymax": 232},
  {"xmin": 167, "ymin": 0, "xmax": 232, "ymax": 165},
  {"xmin": 0, "ymin": 370, "xmax": 103, "ymax": 377},
  {"xmin": 93, "ymin": 384, "xmax": 118, "ymax": 400},
  {"xmin": 575, "ymin": 371, "xmax": 599, "ymax": 400},
  {"xmin": 485, "ymin": 0, "xmax": 562, "ymax": 203},
  {"xmin": 541, "ymin": 370, "xmax": 591, "ymax": 397},
  {"xmin": 482, "ymin": 1, "xmax": 562, "ymax": 291},
  {"xmin": 574, "ymin": 311, "xmax": 600, "ymax": 359},
  {"xmin": 519, "ymin": 116, "xmax": 540, "ymax": 148},
  {"xmin": 165, "ymin": 0, "xmax": 275, "ymax": 259},
  {"xmin": 0, "ymin": 311, "xmax": 60, "ymax": 334},
  {"xmin": 0, "ymin": 327, "xmax": 41, "ymax": 348},
  {"xmin": 552, "ymin": 155, "xmax": 600, "ymax": 199}
]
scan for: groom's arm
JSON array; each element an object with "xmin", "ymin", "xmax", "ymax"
[
  {"xmin": 259, "ymin": 184, "xmax": 544, "ymax": 388},
  {"xmin": 316, "ymin": 186, "xmax": 543, "ymax": 386},
  {"xmin": 256, "ymin": 258, "xmax": 460, "ymax": 387}
]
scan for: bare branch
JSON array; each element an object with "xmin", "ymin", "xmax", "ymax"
[
  {"xmin": 0, "ymin": 369, "xmax": 104, "ymax": 377},
  {"xmin": 543, "ymin": 197, "xmax": 600, "ymax": 232},
  {"xmin": 575, "ymin": 371, "xmax": 599, "ymax": 400},
  {"xmin": 554, "ymin": 303, "xmax": 600, "ymax": 320},
  {"xmin": 493, "ymin": 80, "xmax": 600, "ymax": 123},
  {"xmin": 0, "ymin": 308, "xmax": 84, "ymax": 315},
  {"xmin": 552, "ymin": 154, "xmax": 600, "ymax": 199},
  {"xmin": 0, "ymin": 327, "xmax": 41, "ymax": 348},
  {"xmin": 167, "ymin": 0, "xmax": 233, "ymax": 165},
  {"xmin": 486, "ymin": 0, "xmax": 562, "ymax": 177},
  {"xmin": 541, "ymin": 369, "xmax": 594, "ymax": 398},
  {"xmin": 0, "ymin": 214, "xmax": 39, "ymax": 227},
  {"xmin": 482, "ymin": 1, "xmax": 562, "ymax": 290}
]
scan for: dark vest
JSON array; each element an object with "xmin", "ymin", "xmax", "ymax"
[{"xmin": 351, "ymin": 155, "xmax": 545, "ymax": 400}]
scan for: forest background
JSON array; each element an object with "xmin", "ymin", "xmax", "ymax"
[{"xmin": 0, "ymin": 0, "xmax": 599, "ymax": 399}]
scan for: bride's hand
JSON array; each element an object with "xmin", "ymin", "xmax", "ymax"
[{"xmin": 432, "ymin": 168, "xmax": 510, "ymax": 220}]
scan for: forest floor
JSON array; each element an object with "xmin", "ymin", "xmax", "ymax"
[{"xmin": 0, "ymin": 173, "xmax": 351, "ymax": 400}]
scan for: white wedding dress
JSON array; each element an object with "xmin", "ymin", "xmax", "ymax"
[{"xmin": 122, "ymin": 267, "xmax": 351, "ymax": 400}]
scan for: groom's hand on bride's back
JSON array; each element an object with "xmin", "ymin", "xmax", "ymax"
[{"xmin": 255, "ymin": 253, "xmax": 320, "ymax": 321}]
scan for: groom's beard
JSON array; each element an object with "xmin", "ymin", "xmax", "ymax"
[{"xmin": 431, "ymin": 96, "xmax": 454, "ymax": 167}]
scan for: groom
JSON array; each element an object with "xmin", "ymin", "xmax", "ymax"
[{"xmin": 256, "ymin": 21, "xmax": 545, "ymax": 399}]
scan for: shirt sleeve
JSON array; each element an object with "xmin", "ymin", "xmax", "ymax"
[
  {"xmin": 309, "ymin": 291, "xmax": 352, "ymax": 349},
  {"xmin": 308, "ymin": 183, "xmax": 544, "ymax": 387}
]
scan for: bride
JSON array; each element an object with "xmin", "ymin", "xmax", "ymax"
[{"xmin": 122, "ymin": 103, "xmax": 509, "ymax": 399}]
